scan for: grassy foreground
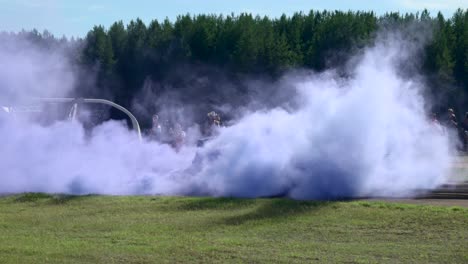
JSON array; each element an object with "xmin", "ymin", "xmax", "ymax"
[{"xmin": 0, "ymin": 194, "xmax": 467, "ymax": 263}]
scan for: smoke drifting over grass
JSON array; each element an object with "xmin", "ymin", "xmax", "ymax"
[{"xmin": 0, "ymin": 32, "xmax": 453, "ymax": 199}]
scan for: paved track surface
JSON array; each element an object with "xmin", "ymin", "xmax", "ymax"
[
  {"xmin": 424, "ymin": 182, "xmax": 468, "ymax": 198},
  {"xmin": 367, "ymin": 198, "xmax": 468, "ymax": 207},
  {"xmin": 371, "ymin": 181, "xmax": 468, "ymax": 208}
]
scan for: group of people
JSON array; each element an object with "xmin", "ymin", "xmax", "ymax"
[
  {"xmin": 432, "ymin": 108, "xmax": 468, "ymax": 152},
  {"xmin": 146, "ymin": 111, "xmax": 222, "ymax": 151},
  {"xmin": 147, "ymin": 107, "xmax": 468, "ymax": 153}
]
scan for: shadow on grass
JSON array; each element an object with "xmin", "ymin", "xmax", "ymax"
[
  {"xmin": 14, "ymin": 193, "xmax": 53, "ymax": 202},
  {"xmin": 14, "ymin": 193, "xmax": 96, "ymax": 204},
  {"xmin": 158, "ymin": 196, "xmax": 338, "ymax": 224},
  {"xmin": 168, "ymin": 197, "xmax": 257, "ymax": 211},
  {"xmin": 221, "ymin": 199, "xmax": 334, "ymax": 225}
]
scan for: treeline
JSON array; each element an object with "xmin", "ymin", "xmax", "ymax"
[
  {"xmin": 1, "ymin": 9, "xmax": 467, "ymax": 121},
  {"xmin": 83, "ymin": 9, "xmax": 468, "ymax": 116},
  {"xmin": 83, "ymin": 10, "xmax": 379, "ymax": 107}
]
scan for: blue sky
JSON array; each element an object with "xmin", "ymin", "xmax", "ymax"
[{"xmin": 0, "ymin": 0, "xmax": 466, "ymax": 37}]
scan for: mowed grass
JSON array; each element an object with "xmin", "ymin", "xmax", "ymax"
[{"xmin": 0, "ymin": 194, "xmax": 467, "ymax": 263}]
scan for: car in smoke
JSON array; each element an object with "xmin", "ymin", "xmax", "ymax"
[
  {"xmin": 1, "ymin": 98, "xmax": 142, "ymax": 140},
  {"xmin": 2, "ymin": 97, "xmax": 223, "ymax": 177}
]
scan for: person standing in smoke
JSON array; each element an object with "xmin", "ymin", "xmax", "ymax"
[
  {"xmin": 191, "ymin": 112, "xmax": 223, "ymax": 168},
  {"xmin": 196, "ymin": 111, "xmax": 222, "ymax": 147},
  {"xmin": 445, "ymin": 108, "xmax": 458, "ymax": 128},
  {"xmin": 445, "ymin": 108, "xmax": 468, "ymax": 152},
  {"xmin": 441, "ymin": 108, "xmax": 459, "ymax": 131},
  {"xmin": 463, "ymin": 112, "xmax": 468, "ymax": 152},
  {"xmin": 440, "ymin": 108, "xmax": 463, "ymax": 151},
  {"xmin": 148, "ymin": 114, "xmax": 163, "ymax": 141},
  {"xmin": 431, "ymin": 113, "xmax": 444, "ymax": 134},
  {"xmin": 202, "ymin": 111, "xmax": 221, "ymax": 137},
  {"xmin": 170, "ymin": 123, "xmax": 186, "ymax": 151}
]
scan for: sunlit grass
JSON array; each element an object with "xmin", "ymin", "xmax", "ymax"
[{"xmin": 0, "ymin": 195, "xmax": 467, "ymax": 263}]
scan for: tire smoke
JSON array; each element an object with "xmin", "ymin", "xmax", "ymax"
[{"xmin": 0, "ymin": 32, "xmax": 453, "ymax": 199}]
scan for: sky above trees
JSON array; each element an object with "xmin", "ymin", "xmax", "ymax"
[{"xmin": 0, "ymin": 0, "xmax": 466, "ymax": 37}]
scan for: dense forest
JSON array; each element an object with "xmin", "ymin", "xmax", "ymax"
[{"xmin": 1, "ymin": 9, "xmax": 467, "ymax": 126}]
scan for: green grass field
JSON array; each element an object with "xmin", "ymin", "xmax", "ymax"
[{"xmin": 0, "ymin": 194, "xmax": 467, "ymax": 263}]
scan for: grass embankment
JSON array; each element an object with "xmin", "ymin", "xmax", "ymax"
[{"xmin": 0, "ymin": 194, "xmax": 467, "ymax": 263}]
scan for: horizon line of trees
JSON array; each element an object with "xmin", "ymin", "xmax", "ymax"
[{"xmin": 1, "ymin": 9, "xmax": 467, "ymax": 122}]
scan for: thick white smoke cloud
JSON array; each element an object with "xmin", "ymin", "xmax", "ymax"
[
  {"xmin": 0, "ymin": 33, "xmax": 453, "ymax": 199},
  {"xmin": 0, "ymin": 36, "xmax": 75, "ymax": 104}
]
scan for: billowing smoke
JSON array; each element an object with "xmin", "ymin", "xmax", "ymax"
[
  {"xmin": 0, "ymin": 35, "xmax": 75, "ymax": 104},
  {"xmin": 0, "ymin": 32, "xmax": 453, "ymax": 199}
]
